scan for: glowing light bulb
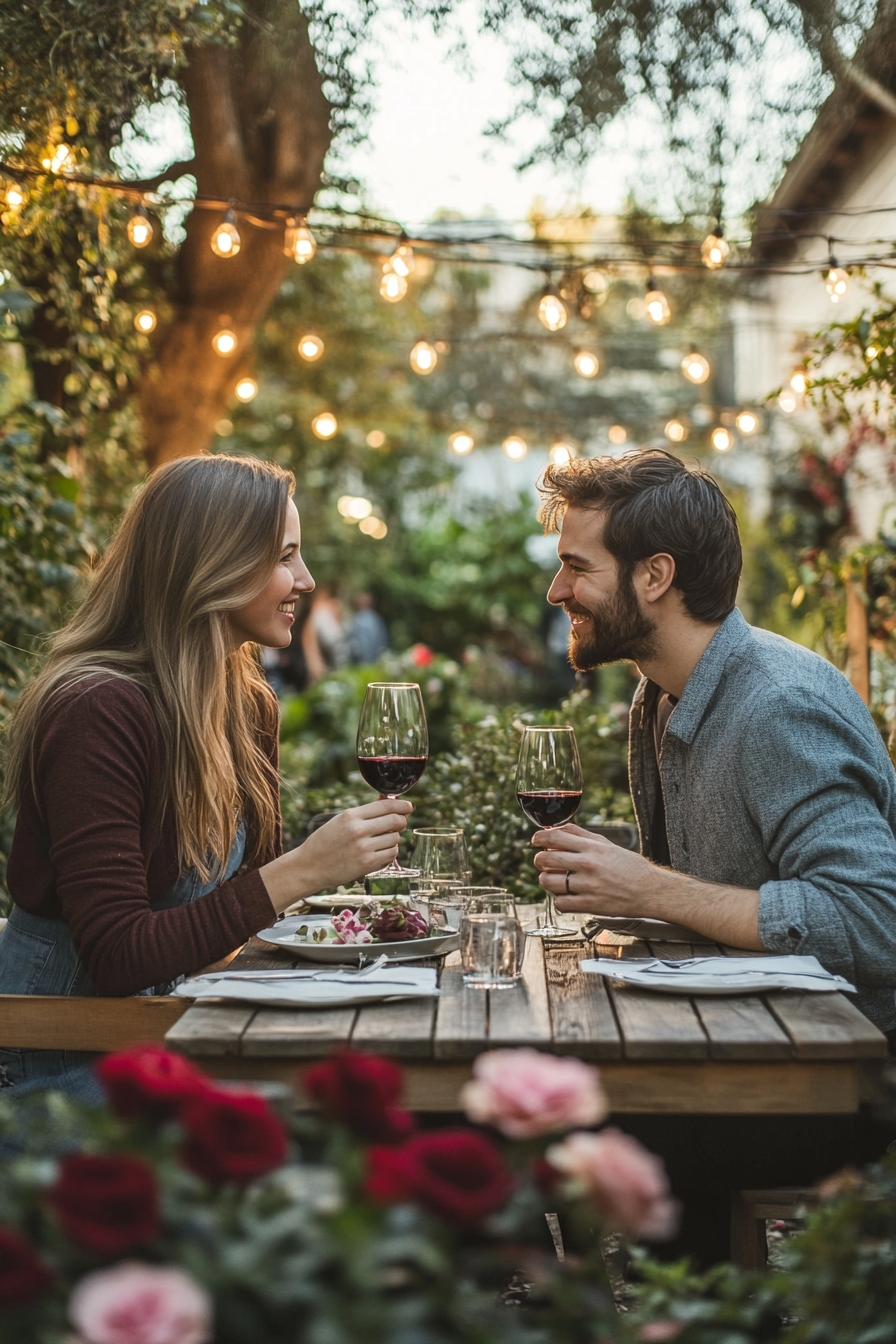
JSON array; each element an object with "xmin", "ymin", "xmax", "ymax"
[
  {"xmin": 297, "ymin": 333, "xmax": 324, "ymax": 362},
  {"xmin": 235, "ymin": 377, "xmax": 258, "ymax": 402},
  {"xmin": 127, "ymin": 206, "xmax": 153, "ymax": 248},
  {"xmin": 42, "ymin": 144, "xmax": 72, "ymax": 173},
  {"xmin": 538, "ymin": 290, "xmax": 567, "ymax": 332},
  {"xmin": 379, "ymin": 264, "xmax": 408, "ymax": 302},
  {"xmin": 778, "ymin": 390, "xmax": 797, "ymax": 413},
  {"xmin": 211, "ymin": 209, "xmax": 240, "ymax": 258},
  {"xmin": 665, "ymin": 419, "xmax": 687, "ymax": 443},
  {"xmin": 312, "ymin": 411, "xmax": 338, "ymax": 439},
  {"xmin": 608, "ymin": 425, "xmax": 627, "ymax": 445},
  {"xmin": 449, "ymin": 431, "xmax": 475, "ymax": 455},
  {"xmin": 337, "ymin": 496, "xmax": 355, "ymax": 517},
  {"xmin": 346, "ymin": 496, "xmax": 373, "ymax": 520},
  {"xmin": 360, "ymin": 516, "xmax": 388, "ymax": 538},
  {"xmin": 390, "ymin": 241, "xmax": 415, "ymax": 277},
  {"xmin": 866, "ymin": 345, "xmax": 880, "ymax": 361},
  {"xmin": 284, "ymin": 216, "xmax": 316, "ymax": 264},
  {"xmin": 645, "ymin": 281, "xmax": 671, "ymax": 325},
  {"xmin": 133, "ymin": 309, "xmax": 157, "ymax": 334},
  {"xmin": 550, "ymin": 441, "xmax": 575, "ymax": 464},
  {"xmin": 502, "ymin": 435, "xmax": 528, "ymax": 460},
  {"xmin": 366, "ymin": 430, "xmax": 386, "ymax": 448},
  {"xmin": 701, "ymin": 230, "xmax": 729, "ymax": 269},
  {"xmin": 4, "ymin": 184, "xmax": 24, "ymax": 208},
  {"xmin": 711, "ymin": 427, "xmax": 733, "ymax": 452},
  {"xmin": 573, "ymin": 350, "xmax": 600, "ymax": 378},
  {"xmin": 681, "ymin": 351, "xmax": 711, "ymax": 384},
  {"xmin": 582, "ymin": 269, "xmax": 608, "ymax": 300},
  {"xmin": 736, "ymin": 410, "xmax": 759, "ymax": 434},
  {"xmin": 212, "ymin": 327, "xmax": 237, "ymax": 356},
  {"xmin": 790, "ymin": 370, "xmax": 808, "ymax": 395},
  {"xmin": 410, "ymin": 340, "xmax": 438, "ymax": 374},
  {"xmin": 826, "ymin": 264, "xmax": 849, "ymax": 302}
]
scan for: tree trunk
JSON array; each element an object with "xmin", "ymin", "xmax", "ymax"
[{"xmin": 139, "ymin": 0, "xmax": 332, "ymax": 466}]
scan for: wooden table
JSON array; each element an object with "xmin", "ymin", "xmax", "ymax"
[{"xmin": 162, "ymin": 919, "xmax": 888, "ymax": 1114}]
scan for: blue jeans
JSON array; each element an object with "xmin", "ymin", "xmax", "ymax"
[{"xmin": 0, "ymin": 821, "xmax": 246, "ymax": 1102}]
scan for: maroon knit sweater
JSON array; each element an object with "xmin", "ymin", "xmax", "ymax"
[{"xmin": 6, "ymin": 674, "xmax": 280, "ymax": 996}]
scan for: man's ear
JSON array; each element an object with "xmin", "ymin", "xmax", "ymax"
[{"xmin": 638, "ymin": 553, "xmax": 676, "ymax": 605}]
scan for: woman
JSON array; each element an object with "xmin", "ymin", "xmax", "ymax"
[{"xmin": 0, "ymin": 455, "xmax": 410, "ymax": 1100}]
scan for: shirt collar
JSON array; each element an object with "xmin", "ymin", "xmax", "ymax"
[{"xmin": 660, "ymin": 607, "xmax": 750, "ymax": 744}]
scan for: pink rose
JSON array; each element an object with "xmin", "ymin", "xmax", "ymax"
[
  {"xmin": 69, "ymin": 1262, "xmax": 212, "ymax": 1344},
  {"xmin": 460, "ymin": 1049, "xmax": 608, "ymax": 1138},
  {"xmin": 545, "ymin": 1128, "xmax": 678, "ymax": 1240}
]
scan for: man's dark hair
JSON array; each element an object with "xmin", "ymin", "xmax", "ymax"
[{"xmin": 538, "ymin": 449, "xmax": 742, "ymax": 623}]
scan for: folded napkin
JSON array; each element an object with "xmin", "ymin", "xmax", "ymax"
[
  {"xmin": 579, "ymin": 954, "xmax": 856, "ymax": 995},
  {"xmin": 174, "ymin": 965, "xmax": 439, "ymax": 1008}
]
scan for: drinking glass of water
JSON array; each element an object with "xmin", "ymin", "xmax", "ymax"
[
  {"xmin": 409, "ymin": 828, "xmax": 472, "ymax": 928},
  {"xmin": 460, "ymin": 894, "xmax": 523, "ymax": 989}
]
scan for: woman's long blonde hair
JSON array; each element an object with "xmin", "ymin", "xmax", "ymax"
[{"xmin": 5, "ymin": 453, "xmax": 295, "ymax": 878}]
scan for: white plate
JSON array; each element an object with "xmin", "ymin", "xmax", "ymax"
[
  {"xmin": 302, "ymin": 893, "xmax": 409, "ymax": 912},
  {"xmin": 257, "ymin": 914, "xmax": 459, "ymax": 964},
  {"xmin": 585, "ymin": 916, "xmax": 709, "ymax": 943}
]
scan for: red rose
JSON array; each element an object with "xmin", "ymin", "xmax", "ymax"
[
  {"xmin": 410, "ymin": 644, "xmax": 434, "ymax": 666},
  {"xmin": 96, "ymin": 1045, "xmax": 209, "ymax": 1121},
  {"xmin": 0, "ymin": 1227, "xmax": 54, "ymax": 1307},
  {"xmin": 48, "ymin": 1155, "xmax": 159, "ymax": 1256},
  {"xmin": 366, "ymin": 1130, "xmax": 513, "ymax": 1227},
  {"xmin": 180, "ymin": 1087, "xmax": 288, "ymax": 1183},
  {"xmin": 305, "ymin": 1051, "xmax": 415, "ymax": 1143}
]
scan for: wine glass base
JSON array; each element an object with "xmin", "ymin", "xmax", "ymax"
[
  {"xmin": 525, "ymin": 922, "xmax": 579, "ymax": 938},
  {"xmin": 366, "ymin": 863, "xmax": 422, "ymax": 880}
]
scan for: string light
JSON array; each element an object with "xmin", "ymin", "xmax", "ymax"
[
  {"xmin": 550, "ymin": 440, "xmax": 575, "ymax": 464},
  {"xmin": 681, "ymin": 350, "xmax": 711, "ymax": 384},
  {"xmin": 711, "ymin": 427, "xmax": 733, "ymax": 452},
  {"xmin": 736, "ymin": 410, "xmax": 760, "ymax": 434},
  {"xmin": 379, "ymin": 263, "xmax": 408, "ymax": 302},
  {"xmin": 825, "ymin": 242, "xmax": 849, "ymax": 302},
  {"xmin": 778, "ymin": 390, "xmax": 797, "ymax": 413},
  {"xmin": 701, "ymin": 224, "xmax": 729, "ymax": 269},
  {"xmin": 284, "ymin": 216, "xmax": 316, "ymax": 264},
  {"xmin": 790, "ymin": 369, "xmax": 808, "ymax": 394},
  {"xmin": 608, "ymin": 425, "xmax": 627, "ymax": 445},
  {"xmin": 133, "ymin": 309, "xmax": 157, "ymax": 334},
  {"xmin": 389, "ymin": 239, "xmax": 415, "ymax": 277},
  {"xmin": 366, "ymin": 430, "xmax": 386, "ymax": 448},
  {"xmin": 5, "ymin": 183, "xmax": 24, "ymax": 208},
  {"xmin": 312, "ymin": 411, "xmax": 338, "ymax": 439},
  {"xmin": 338, "ymin": 495, "xmax": 372, "ymax": 520},
  {"xmin": 537, "ymin": 285, "xmax": 567, "ymax": 332},
  {"xmin": 297, "ymin": 333, "xmax": 324, "ymax": 361},
  {"xmin": 644, "ymin": 277, "xmax": 671, "ymax": 325},
  {"xmin": 449, "ymin": 431, "xmax": 475, "ymax": 455},
  {"xmin": 212, "ymin": 326, "xmax": 237, "ymax": 356},
  {"xmin": 360, "ymin": 516, "xmax": 388, "ymax": 538},
  {"xmin": 211, "ymin": 208, "xmax": 240, "ymax": 258},
  {"xmin": 665, "ymin": 419, "xmax": 687, "ymax": 442},
  {"xmin": 41, "ymin": 144, "xmax": 72, "ymax": 173},
  {"xmin": 573, "ymin": 350, "xmax": 600, "ymax": 378},
  {"xmin": 581, "ymin": 269, "xmax": 608, "ymax": 300},
  {"xmin": 235, "ymin": 377, "xmax": 258, "ymax": 402},
  {"xmin": 866, "ymin": 344, "xmax": 880, "ymax": 361},
  {"xmin": 126, "ymin": 205, "xmax": 153, "ymax": 248},
  {"xmin": 502, "ymin": 435, "xmax": 528, "ymax": 460},
  {"xmin": 409, "ymin": 340, "xmax": 438, "ymax": 374}
]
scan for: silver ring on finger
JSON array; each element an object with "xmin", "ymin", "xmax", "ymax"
[{"xmin": 565, "ymin": 870, "xmax": 571, "ymax": 895}]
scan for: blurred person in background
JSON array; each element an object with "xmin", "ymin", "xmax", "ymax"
[{"xmin": 348, "ymin": 592, "xmax": 389, "ymax": 665}]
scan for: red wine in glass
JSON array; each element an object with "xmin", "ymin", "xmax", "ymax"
[
  {"xmin": 358, "ymin": 756, "xmax": 428, "ymax": 796},
  {"xmin": 516, "ymin": 790, "xmax": 583, "ymax": 829},
  {"xmin": 356, "ymin": 682, "xmax": 429, "ymax": 879}
]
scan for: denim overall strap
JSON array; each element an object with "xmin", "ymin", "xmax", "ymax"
[{"xmin": 0, "ymin": 819, "xmax": 247, "ymax": 1103}]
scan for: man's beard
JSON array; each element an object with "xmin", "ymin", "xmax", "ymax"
[{"xmin": 566, "ymin": 569, "xmax": 658, "ymax": 671}]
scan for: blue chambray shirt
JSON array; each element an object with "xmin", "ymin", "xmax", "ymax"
[{"xmin": 629, "ymin": 607, "xmax": 896, "ymax": 1032}]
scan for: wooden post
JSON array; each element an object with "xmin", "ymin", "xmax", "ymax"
[{"xmin": 846, "ymin": 581, "xmax": 870, "ymax": 705}]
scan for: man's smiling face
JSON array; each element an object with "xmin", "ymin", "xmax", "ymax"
[{"xmin": 546, "ymin": 506, "xmax": 658, "ymax": 670}]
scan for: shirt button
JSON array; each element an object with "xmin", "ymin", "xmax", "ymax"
[{"xmin": 788, "ymin": 926, "xmax": 801, "ymax": 940}]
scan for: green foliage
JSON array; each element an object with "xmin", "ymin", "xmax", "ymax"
[{"xmin": 280, "ymin": 685, "xmax": 633, "ymax": 900}]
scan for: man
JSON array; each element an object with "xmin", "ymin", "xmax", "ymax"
[{"xmin": 535, "ymin": 448, "xmax": 896, "ymax": 1037}]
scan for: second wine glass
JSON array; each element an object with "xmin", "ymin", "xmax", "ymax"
[
  {"xmin": 516, "ymin": 725, "xmax": 583, "ymax": 937},
  {"xmin": 356, "ymin": 682, "xmax": 428, "ymax": 879}
]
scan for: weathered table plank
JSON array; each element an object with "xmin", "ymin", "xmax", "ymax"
[
  {"xmin": 765, "ymin": 991, "xmax": 887, "ymax": 1059},
  {"xmin": 0, "ymin": 994, "xmax": 185, "ymax": 1051},
  {"xmin": 352, "ymin": 997, "xmax": 437, "ymax": 1058},
  {"xmin": 433, "ymin": 952, "xmax": 487, "ymax": 1059},
  {"xmin": 487, "ymin": 932, "xmax": 552, "ymax": 1045},
  {"xmin": 165, "ymin": 1004, "xmax": 255, "ymax": 1057},
  {"xmin": 240, "ymin": 1006, "xmax": 357, "ymax": 1058},
  {"xmin": 545, "ymin": 946, "xmax": 622, "ymax": 1059}
]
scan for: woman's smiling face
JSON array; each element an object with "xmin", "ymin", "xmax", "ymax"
[{"xmin": 227, "ymin": 499, "xmax": 315, "ymax": 648}]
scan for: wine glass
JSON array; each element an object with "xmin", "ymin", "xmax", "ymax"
[
  {"xmin": 515, "ymin": 725, "xmax": 583, "ymax": 938},
  {"xmin": 356, "ymin": 682, "xmax": 428, "ymax": 879}
]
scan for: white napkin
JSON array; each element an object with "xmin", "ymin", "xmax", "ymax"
[
  {"xmin": 579, "ymin": 954, "xmax": 856, "ymax": 995},
  {"xmin": 173, "ymin": 965, "xmax": 439, "ymax": 1008}
]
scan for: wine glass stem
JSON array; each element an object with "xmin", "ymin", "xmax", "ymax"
[{"xmin": 545, "ymin": 891, "xmax": 560, "ymax": 927}]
